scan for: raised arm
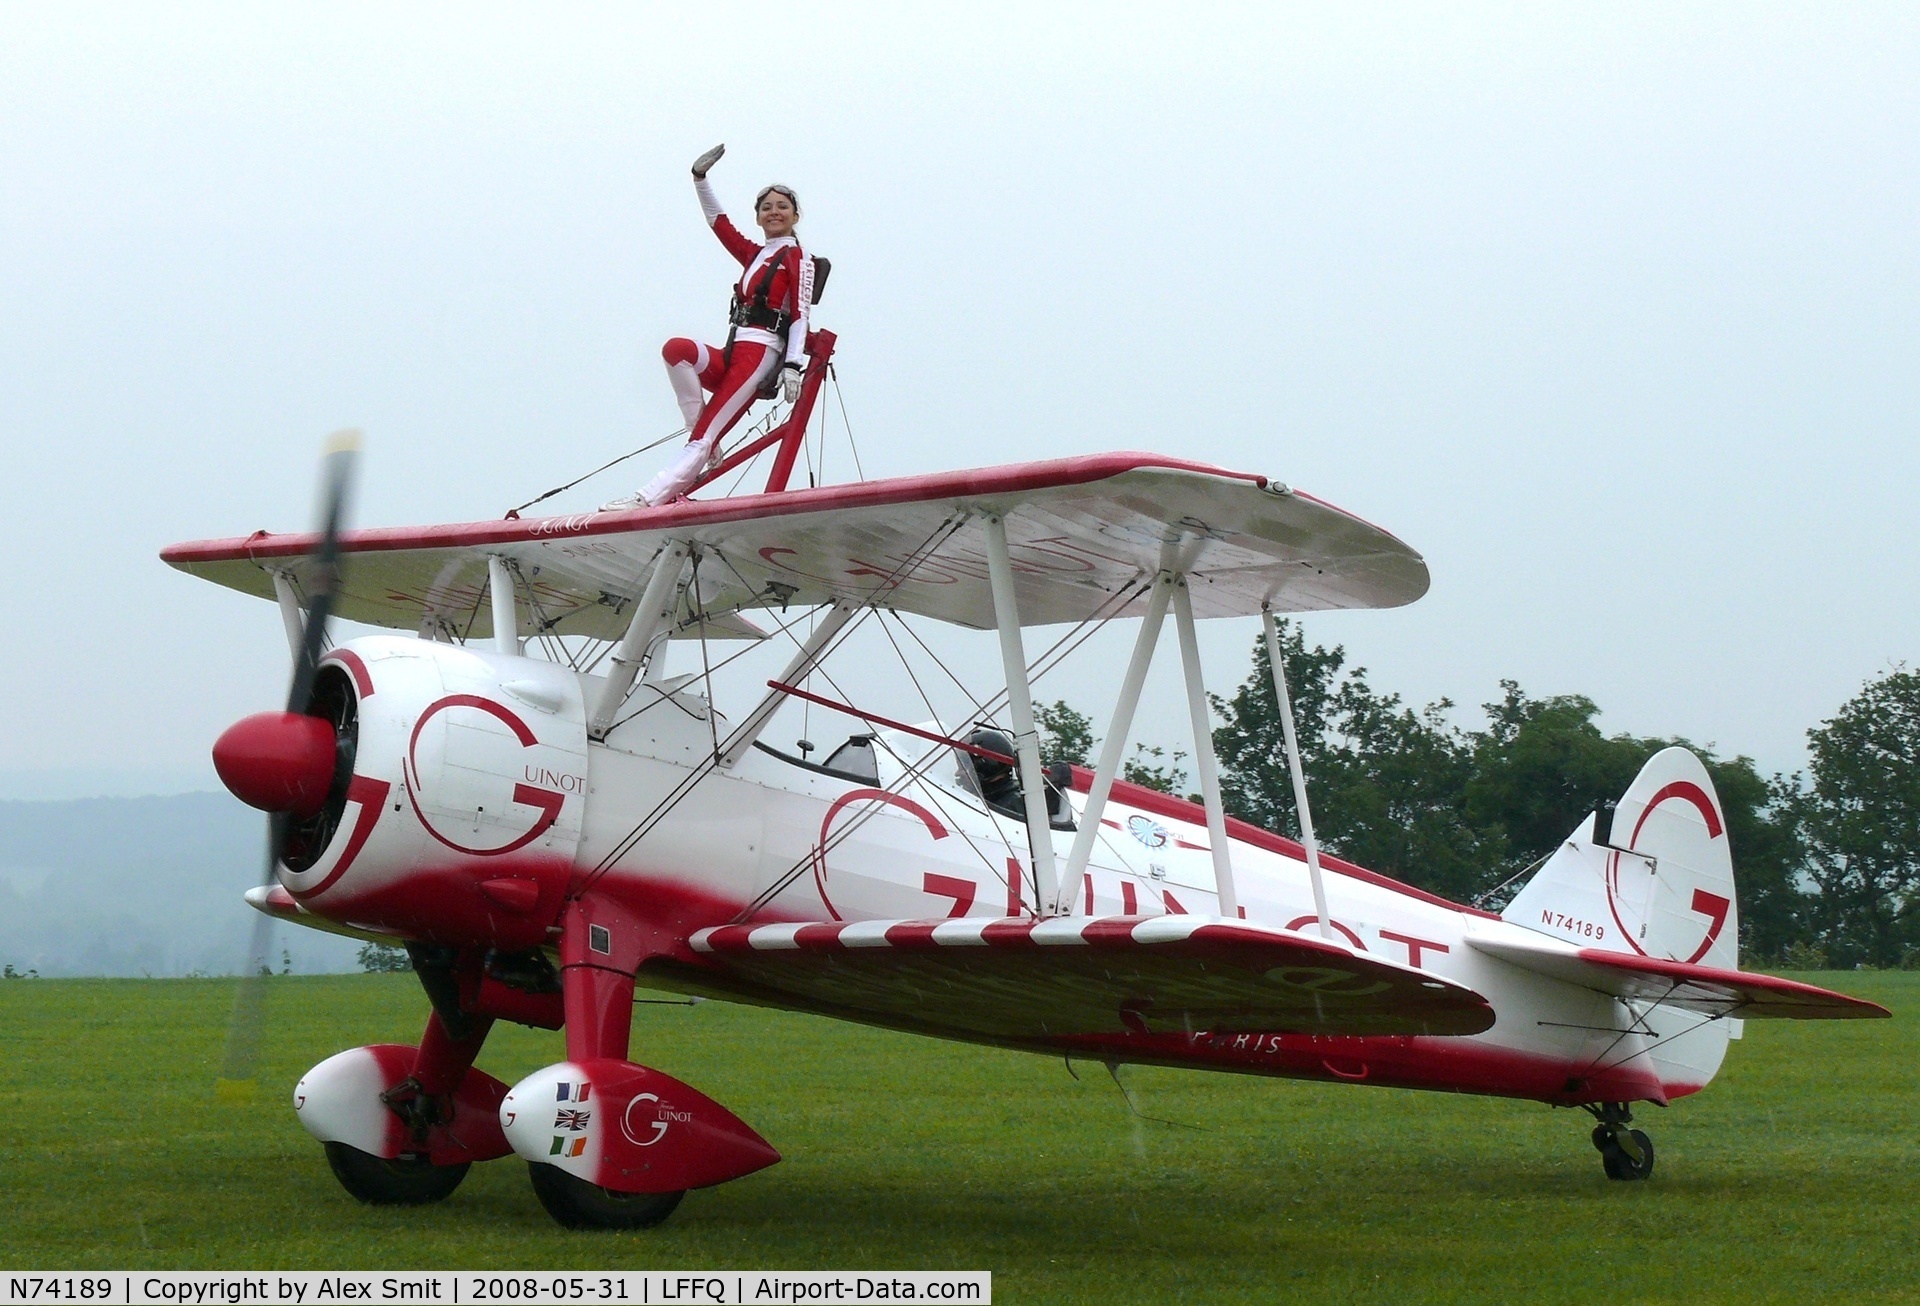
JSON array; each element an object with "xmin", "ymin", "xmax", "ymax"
[{"xmin": 693, "ymin": 175, "xmax": 759, "ymax": 266}]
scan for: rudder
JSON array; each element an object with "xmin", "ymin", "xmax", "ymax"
[
  {"xmin": 1505, "ymin": 746, "xmax": 1737, "ymax": 968},
  {"xmin": 1502, "ymin": 746, "xmax": 1740, "ymax": 1097}
]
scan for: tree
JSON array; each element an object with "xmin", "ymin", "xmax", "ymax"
[
  {"xmin": 1036, "ymin": 698, "xmax": 1189, "ymax": 792},
  {"xmin": 1212, "ymin": 632, "xmax": 1808, "ymax": 924},
  {"xmin": 1462, "ymin": 686, "xmax": 1804, "ymax": 946},
  {"xmin": 358, "ymin": 941, "xmax": 412, "ymax": 973},
  {"xmin": 1211, "ymin": 621, "xmax": 1488, "ymax": 900},
  {"xmin": 1789, "ymin": 668, "xmax": 1920, "ymax": 968},
  {"xmin": 1209, "ymin": 619, "xmax": 1348, "ymax": 834},
  {"xmin": 1712, "ymin": 764, "xmax": 1809, "ymax": 966},
  {"xmin": 1320, "ymin": 681, "xmax": 1486, "ymax": 902},
  {"xmin": 1463, "ymin": 683, "xmax": 1651, "ymax": 887},
  {"xmin": 1122, "ymin": 744, "xmax": 1189, "ymax": 796},
  {"xmin": 1034, "ymin": 700, "xmax": 1094, "ymax": 766}
]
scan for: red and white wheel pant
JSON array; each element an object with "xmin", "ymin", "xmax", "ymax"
[{"xmin": 640, "ymin": 338, "xmax": 779, "ymax": 505}]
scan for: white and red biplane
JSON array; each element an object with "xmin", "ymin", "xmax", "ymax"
[{"xmin": 165, "ymin": 396, "xmax": 1886, "ymax": 1229}]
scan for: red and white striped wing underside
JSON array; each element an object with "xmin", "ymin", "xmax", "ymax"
[
  {"xmin": 161, "ymin": 454, "xmax": 1429, "ymax": 637},
  {"xmin": 681, "ymin": 914, "xmax": 1494, "ymax": 1039}
]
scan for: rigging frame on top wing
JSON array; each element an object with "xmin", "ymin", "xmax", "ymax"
[
  {"xmin": 161, "ymin": 453, "xmax": 1430, "ymax": 640},
  {"xmin": 166, "ymin": 451, "xmax": 1432, "ymax": 923}
]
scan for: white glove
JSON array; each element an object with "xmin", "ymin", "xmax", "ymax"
[
  {"xmin": 781, "ymin": 365, "xmax": 802, "ymax": 403},
  {"xmin": 691, "ymin": 143, "xmax": 725, "ymax": 178}
]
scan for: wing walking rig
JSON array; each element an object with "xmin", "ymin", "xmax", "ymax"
[{"xmin": 165, "ymin": 446, "xmax": 1885, "ymax": 1227}]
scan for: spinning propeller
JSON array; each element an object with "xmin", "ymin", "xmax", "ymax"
[{"xmin": 212, "ymin": 430, "xmax": 361, "ymax": 1101}]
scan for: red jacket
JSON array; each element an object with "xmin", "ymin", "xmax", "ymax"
[{"xmin": 696, "ymin": 177, "xmax": 813, "ymax": 368}]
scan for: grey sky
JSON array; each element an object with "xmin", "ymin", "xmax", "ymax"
[{"xmin": 3, "ymin": 4, "xmax": 1915, "ymax": 799}]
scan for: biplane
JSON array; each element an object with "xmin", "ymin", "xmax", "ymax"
[{"xmin": 164, "ymin": 355, "xmax": 1886, "ymax": 1228}]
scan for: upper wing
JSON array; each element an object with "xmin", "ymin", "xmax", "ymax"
[
  {"xmin": 1467, "ymin": 930, "xmax": 1889, "ymax": 1019},
  {"xmin": 161, "ymin": 453, "xmax": 1429, "ymax": 638},
  {"xmin": 674, "ymin": 914, "xmax": 1494, "ymax": 1039}
]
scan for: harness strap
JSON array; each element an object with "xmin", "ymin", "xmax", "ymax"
[{"xmin": 729, "ymin": 247, "xmax": 794, "ymax": 333}]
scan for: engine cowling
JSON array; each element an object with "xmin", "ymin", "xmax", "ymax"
[{"xmin": 248, "ymin": 636, "xmax": 591, "ymax": 946}]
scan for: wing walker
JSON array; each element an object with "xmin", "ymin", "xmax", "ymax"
[{"xmin": 165, "ymin": 166, "xmax": 1887, "ymax": 1230}]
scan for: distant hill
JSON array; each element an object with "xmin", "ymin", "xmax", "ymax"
[{"xmin": 0, "ymin": 793, "xmax": 362, "ymax": 977}]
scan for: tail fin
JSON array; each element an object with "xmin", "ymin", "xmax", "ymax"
[
  {"xmin": 1503, "ymin": 747, "xmax": 1740, "ymax": 1097},
  {"xmin": 1504, "ymin": 746, "xmax": 1738, "ymax": 967}
]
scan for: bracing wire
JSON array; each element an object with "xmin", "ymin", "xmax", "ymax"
[
  {"xmin": 563, "ymin": 468, "xmax": 1150, "ymax": 915},
  {"xmin": 577, "ymin": 601, "xmax": 884, "ymax": 898},
  {"xmin": 727, "ymin": 582, "xmax": 1149, "ymax": 923},
  {"xmin": 1470, "ymin": 847, "xmax": 1556, "ymax": 910},
  {"xmin": 503, "ymin": 426, "xmax": 687, "ymax": 519},
  {"xmin": 580, "ymin": 517, "xmax": 970, "ymax": 900},
  {"xmin": 830, "ymin": 365, "xmax": 866, "ymax": 480},
  {"xmin": 812, "ymin": 375, "xmax": 829, "ymax": 489},
  {"xmin": 728, "ymin": 719, "xmax": 985, "ymax": 924}
]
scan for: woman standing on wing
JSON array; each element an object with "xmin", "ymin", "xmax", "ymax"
[{"xmin": 623, "ymin": 143, "xmax": 815, "ymax": 507}]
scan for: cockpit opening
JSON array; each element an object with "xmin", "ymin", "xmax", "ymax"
[
  {"xmin": 755, "ymin": 733, "xmax": 879, "ymax": 785},
  {"xmin": 955, "ymin": 728, "xmax": 1076, "ymax": 831}
]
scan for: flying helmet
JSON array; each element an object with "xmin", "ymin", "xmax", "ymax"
[{"xmin": 967, "ymin": 728, "xmax": 1016, "ymax": 789}]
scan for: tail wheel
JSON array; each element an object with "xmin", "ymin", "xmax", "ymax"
[
  {"xmin": 527, "ymin": 1162, "xmax": 685, "ymax": 1230},
  {"xmin": 323, "ymin": 1141, "xmax": 470, "ymax": 1205}
]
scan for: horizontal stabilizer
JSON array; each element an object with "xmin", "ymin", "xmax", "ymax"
[
  {"xmin": 1468, "ymin": 929, "xmax": 1888, "ymax": 1020},
  {"xmin": 684, "ymin": 914, "xmax": 1493, "ymax": 1039}
]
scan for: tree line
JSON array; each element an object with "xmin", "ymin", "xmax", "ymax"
[{"xmin": 1036, "ymin": 620, "xmax": 1919, "ymax": 970}]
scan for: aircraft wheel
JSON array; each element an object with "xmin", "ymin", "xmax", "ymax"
[
  {"xmin": 527, "ymin": 1162, "xmax": 685, "ymax": 1230},
  {"xmin": 1596, "ymin": 1129, "xmax": 1655, "ymax": 1182},
  {"xmin": 323, "ymin": 1141, "xmax": 470, "ymax": 1205}
]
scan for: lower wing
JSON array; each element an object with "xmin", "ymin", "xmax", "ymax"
[{"xmin": 676, "ymin": 914, "xmax": 1495, "ymax": 1039}]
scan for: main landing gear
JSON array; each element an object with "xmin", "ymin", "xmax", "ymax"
[
  {"xmin": 295, "ymin": 904, "xmax": 776, "ymax": 1229},
  {"xmin": 1584, "ymin": 1102, "xmax": 1655, "ymax": 1181},
  {"xmin": 323, "ymin": 1141, "xmax": 471, "ymax": 1205},
  {"xmin": 527, "ymin": 1163, "xmax": 684, "ymax": 1231},
  {"xmin": 498, "ymin": 895, "xmax": 778, "ymax": 1230}
]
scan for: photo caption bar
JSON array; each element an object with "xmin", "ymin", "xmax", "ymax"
[{"xmin": 0, "ymin": 1273, "xmax": 990, "ymax": 1306}]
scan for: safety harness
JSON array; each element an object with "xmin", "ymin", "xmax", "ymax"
[
  {"xmin": 727, "ymin": 250, "xmax": 831, "ymax": 333},
  {"xmin": 723, "ymin": 249, "xmax": 832, "ymax": 393}
]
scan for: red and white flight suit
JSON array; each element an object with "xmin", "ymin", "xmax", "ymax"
[{"xmin": 638, "ymin": 176, "xmax": 814, "ymax": 506}]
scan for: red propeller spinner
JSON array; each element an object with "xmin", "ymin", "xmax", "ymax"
[{"xmin": 213, "ymin": 711, "xmax": 337, "ymax": 817}]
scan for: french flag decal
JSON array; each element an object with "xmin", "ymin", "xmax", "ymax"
[{"xmin": 555, "ymin": 1081, "xmax": 591, "ymax": 1103}]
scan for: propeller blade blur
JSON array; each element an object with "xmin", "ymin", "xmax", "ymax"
[
  {"xmin": 215, "ymin": 886, "xmax": 274, "ymax": 1104},
  {"xmin": 287, "ymin": 429, "xmax": 360, "ymax": 714},
  {"xmin": 215, "ymin": 431, "xmax": 362, "ymax": 1099}
]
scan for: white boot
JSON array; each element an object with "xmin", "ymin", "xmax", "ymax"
[{"xmin": 635, "ymin": 436, "xmax": 717, "ymax": 507}]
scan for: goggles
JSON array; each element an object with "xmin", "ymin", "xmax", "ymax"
[{"xmin": 756, "ymin": 184, "xmax": 801, "ymax": 217}]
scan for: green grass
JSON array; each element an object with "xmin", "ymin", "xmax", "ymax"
[{"xmin": 1, "ymin": 973, "xmax": 1915, "ymax": 1303}]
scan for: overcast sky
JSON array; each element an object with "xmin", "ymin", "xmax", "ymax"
[{"xmin": 2, "ymin": 3, "xmax": 1915, "ymax": 800}]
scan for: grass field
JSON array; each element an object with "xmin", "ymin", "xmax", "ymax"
[{"xmin": 1, "ymin": 972, "xmax": 1915, "ymax": 1304}]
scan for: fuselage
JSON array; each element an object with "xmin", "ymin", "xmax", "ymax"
[{"xmin": 283, "ymin": 635, "xmax": 1727, "ymax": 1109}]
